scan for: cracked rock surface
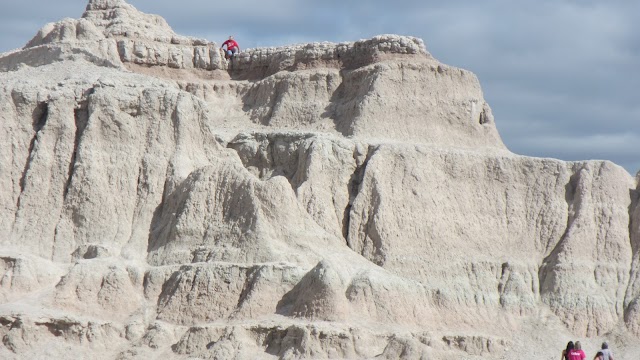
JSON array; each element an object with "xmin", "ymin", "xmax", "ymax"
[{"xmin": 1, "ymin": 0, "xmax": 639, "ymax": 359}]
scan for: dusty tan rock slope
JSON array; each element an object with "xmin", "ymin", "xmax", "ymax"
[{"xmin": 1, "ymin": 0, "xmax": 639, "ymax": 359}]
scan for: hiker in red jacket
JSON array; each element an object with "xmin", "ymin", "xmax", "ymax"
[
  {"xmin": 221, "ymin": 36, "xmax": 240, "ymax": 59},
  {"xmin": 568, "ymin": 341, "xmax": 586, "ymax": 360}
]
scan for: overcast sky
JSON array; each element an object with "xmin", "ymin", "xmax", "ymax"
[{"xmin": 1, "ymin": 0, "xmax": 638, "ymax": 174}]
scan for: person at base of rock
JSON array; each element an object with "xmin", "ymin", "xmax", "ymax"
[
  {"xmin": 569, "ymin": 341, "xmax": 586, "ymax": 360},
  {"xmin": 562, "ymin": 341, "xmax": 575, "ymax": 360},
  {"xmin": 600, "ymin": 342, "xmax": 614, "ymax": 360},
  {"xmin": 593, "ymin": 351, "xmax": 604, "ymax": 360},
  {"xmin": 221, "ymin": 36, "xmax": 240, "ymax": 59}
]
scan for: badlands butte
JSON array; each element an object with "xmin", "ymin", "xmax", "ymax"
[{"xmin": 0, "ymin": 0, "xmax": 639, "ymax": 359}]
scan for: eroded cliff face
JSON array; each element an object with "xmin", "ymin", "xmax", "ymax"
[{"xmin": 1, "ymin": 0, "xmax": 638, "ymax": 359}]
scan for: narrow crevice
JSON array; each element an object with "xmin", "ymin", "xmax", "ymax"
[
  {"xmin": 156, "ymin": 269, "xmax": 183, "ymax": 311},
  {"xmin": 126, "ymin": 164, "xmax": 146, "ymax": 248},
  {"xmin": 233, "ymin": 266, "xmax": 260, "ymax": 315},
  {"xmin": 342, "ymin": 145, "xmax": 375, "ymax": 244},
  {"xmin": 146, "ymin": 172, "xmax": 171, "ymax": 254},
  {"xmin": 135, "ymin": 167, "xmax": 143, "ymax": 195},
  {"xmin": 267, "ymin": 137, "xmax": 277, "ymax": 178},
  {"xmin": 498, "ymin": 262, "xmax": 508, "ymax": 296},
  {"xmin": 16, "ymin": 102, "xmax": 49, "ymax": 210},
  {"xmin": 116, "ymin": 40, "xmax": 127, "ymax": 62},
  {"xmin": 51, "ymin": 224, "xmax": 61, "ymax": 260},
  {"xmin": 170, "ymin": 101, "xmax": 180, "ymax": 145},
  {"xmin": 192, "ymin": 47, "xmax": 198, "ymax": 69},
  {"xmin": 63, "ymin": 103, "xmax": 89, "ymax": 199},
  {"xmin": 361, "ymin": 186, "xmax": 386, "ymax": 266},
  {"xmin": 32, "ymin": 101, "xmax": 49, "ymax": 133},
  {"xmin": 17, "ymin": 139, "xmax": 36, "ymax": 200},
  {"xmin": 188, "ymin": 271, "xmax": 199, "ymax": 293},
  {"xmin": 538, "ymin": 169, "xmax": 581, "ymax": 297},
  {"xmin": 623, "ymin": 185, "xmax": 640, "ymax": 320},
  {"xmin": 479, "ymin": 108, "xmax": 489, "ymax": 124}
]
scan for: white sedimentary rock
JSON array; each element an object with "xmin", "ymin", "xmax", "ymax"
[{"xmin": 1, "ymin": 0, "xmax": 638, "ymax": 359}]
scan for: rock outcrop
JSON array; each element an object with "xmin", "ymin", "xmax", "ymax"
[{"xmin": 1, "ymin": 0, "xmax": 638, "ymax": 359}]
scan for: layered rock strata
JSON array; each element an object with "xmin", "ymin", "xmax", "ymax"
[{"xmin": 1, "ymin": 0, "xmax": 639, "ymax": 359}]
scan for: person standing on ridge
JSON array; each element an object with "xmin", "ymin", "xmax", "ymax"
[{"xmin": 221, "ymin": 36, "xmax": 240, "ymax": 59}]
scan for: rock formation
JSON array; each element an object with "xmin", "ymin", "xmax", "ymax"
[{"xmin": 1, "ymin": 0, "xmax": 639, "ymax": 359}]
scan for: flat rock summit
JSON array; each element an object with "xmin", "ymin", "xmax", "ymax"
[{"xmin": 1, "ymin": 0, "xmax": 639, "ymax": 359}]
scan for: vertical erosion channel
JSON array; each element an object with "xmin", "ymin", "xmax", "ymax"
[
  {"xmin": 16, "ymin": 101, "xmax": 49, "ymax": 209},
  {"xmin": 342, "ymin": 145, "xmax": 375, "ymax": 244},
  {"xmin": 64, "ymin": 99, "xmax": 90, "ymax": 199}
]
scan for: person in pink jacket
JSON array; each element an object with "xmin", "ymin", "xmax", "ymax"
[
  {"xmin": 568, "ymin": 341, "xmax": 586, "ymax": 360},
  {"xmin": 561, "ymin": 341, "xmax": 574, "ymax": 360}
]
